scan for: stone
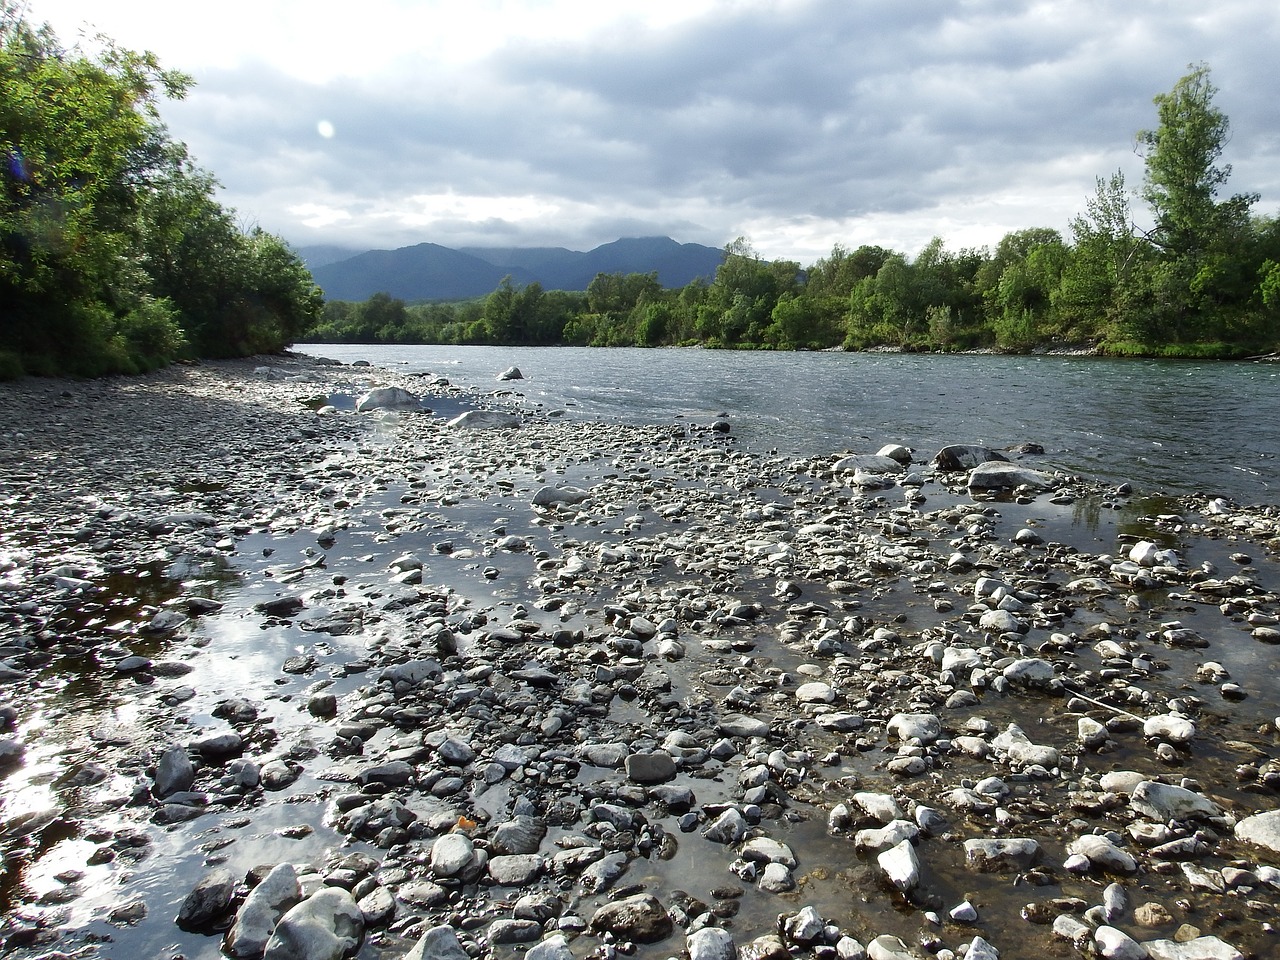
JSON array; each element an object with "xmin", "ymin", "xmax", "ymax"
[
  {"xmin": 262, "ymin": 888, "xmax": 363, "ymax": 960},
  {"xmin": 447, "ymin": 410, "xmax": 520, "ymax": 430},
  {"xmin": 719, "ymin": 713, "xmax": 770, "ymax": 738},
  {"xmin": 965, "ymin": 937, "xmax": 1000, "ymax": 960},
  {"xmin": 1130, "ymin": 781, "xmax": 1221, "ymax": 822},
  {"xmin": 758, "ymin": 861, "xmax": 795, "ymax": 892},
  {"xmin": 226, "ymin": 863, "xmax": 302, "ymax": 958},
  {"xmin": 404, "ymin": 925, "xmax": 470, "ymax": 960},
  {"xmin": 625, "ymin": 752, "xmax": 676, "ymax": 784},
  {"xmin": 524, "ymin": 935, "xmax": 576, "ymax": 960},
  {"xmin": 1142, "ymin": 936, "xmax": 1244, "ymax": 960},
  {"xmin": 1143, "ymin": 714, "xmax": 1196, "ymax": 744},
  {"xmin": 154, "ymin": 745, "xmax": 195, "ymax": 799},
  {"xmin": 932, "ymin": 445, "xmax": 1010, "ymax": 471},
  {"xmin": 176, "ymin": 868, "xmax": 237, "ymax": 931},
  {"xmin": 589, "ymin": 893, "xmax": 673, "ymax": 944},
  {"xmin": 878, "ymin": 838, "xmax": 920, "ymax": 891},
  {"xmin": 703, "ymin": 808, "xmax": 749, "ymax": 844},
  {"xmin": 854, "ymin": 792, "xmax": 905, "ymax": 823},
  {"xmin": 1069, "ymin": 834, "xmax": 1138, "ymax": 874},
  {"xmin": 688, "ymin": 927, "xmax": 738, "ymax": 960},
  {"xmin": 1234, "ymin": 809, "xmax": 1280, "ymax": 853},
  {"xmin": 886, "ymin": 712, "xmax": 941, "ymax": 744},
  {"xmin": 533, "ymin": 486, "xmax": 590, "ymax": 507},
  {"xmin": 1094, "ymin": 926, "xmax": 1146, "ymax": 960},
  {"xmin": 356, "ymin": 386, "xmax": 420, "ymax": 412},
  {"xmin": 964, "ymin": 838, "xmax": 1041, "ymax": 872},
  {"xmin": 968, "ymin": 462, "xmax": 1053, "ymax": 491},
  {"xmin": 867, "ymin": 934, "xmax": 916, "ymax": 960},
  {"xmin": 430, "ymin": 832, "xmax": 475, "ymax": 877}
]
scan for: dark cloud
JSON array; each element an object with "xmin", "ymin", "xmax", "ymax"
[{"xmin": 145, "ymin": 0, "xmax": 1280, "ymax": 262}]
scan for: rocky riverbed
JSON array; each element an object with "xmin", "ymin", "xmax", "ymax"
[{"xmin": 2, "ymin": 354, "xmax": 1280, "ymax": 960}]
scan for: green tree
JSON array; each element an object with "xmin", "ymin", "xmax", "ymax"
[{"xmin": 1135, "ymin": 64, "xmax": 1258, "ymax": 344}]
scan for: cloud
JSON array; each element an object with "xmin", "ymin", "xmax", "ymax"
[{"xmin": 33, "ymin": 0, "xmax": 1280, "ymax": 263}]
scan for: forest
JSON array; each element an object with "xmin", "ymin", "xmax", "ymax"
[
  {"xmin": 0, "ymin": 7, "xmax": 322, "ymax": 378},
  {"xmin": 308, "ymin": 65, "xmax": 1280, "ymax": 359}
]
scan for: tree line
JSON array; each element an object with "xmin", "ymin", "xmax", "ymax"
[
  {"xmin": 0, "ymin": 7, "xmax": 322, "ymax": 378},
  {"xmin": 307, "ymin": 65, "xmax": 1280, "ymax": 358}
]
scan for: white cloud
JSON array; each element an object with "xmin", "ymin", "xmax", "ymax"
[{"xmin": 30, "ymin": 0, "xmax": 1280, "ymax": 265}]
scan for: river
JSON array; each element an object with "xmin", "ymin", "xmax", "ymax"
[{"xmin": 300, "ymin": 345, "xmax": 1280, "ymax": 503}]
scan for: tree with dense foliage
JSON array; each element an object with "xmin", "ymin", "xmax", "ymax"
[{"xmin": 0, "ymin": 7, "xmax": 321, "ymax": 377}]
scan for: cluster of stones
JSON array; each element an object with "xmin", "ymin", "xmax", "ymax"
[{"xmin": 3, "ymin": 355, "xmax": 1280, "ymax": 960}]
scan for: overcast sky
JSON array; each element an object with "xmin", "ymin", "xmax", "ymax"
[{"xmin": 35, "ymin": 0, "xmax": 1280, "ymax": 264}]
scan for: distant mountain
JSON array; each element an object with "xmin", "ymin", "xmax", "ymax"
[
  {"xmin": 309, "ymin": 236, "xmax": 724, "ymax": 302},
  {"xmin": 295, "ymin": 245, "xmax": 363, "ymax": 269},
  {"xmin": 309, "ymin": 243, "xmax": 532, "ymax": 302}
]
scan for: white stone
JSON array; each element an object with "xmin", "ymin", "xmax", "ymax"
[
  {"xmin": 1234, "ymin": 809, "xmax": 1280, "ymax": 853},
  {"xmin": 226, "ymin": 863, "xmax": 302, "ymax": 958},
  {"xmin": 1094, "ymin": 926, "xmax": 1146, "ymax": 960},
  {"xmin": 877, "ymin": 838, "xmax": 920, "ymax": 891}
]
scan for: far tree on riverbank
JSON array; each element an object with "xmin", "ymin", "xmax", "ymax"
[
  {"xmin": 0, "ymin": 7, "xmax": 321, "ymax": 378},
  {"xmin": 303, "ymin": 63, "xmax": 1279, "ymax": 359}
]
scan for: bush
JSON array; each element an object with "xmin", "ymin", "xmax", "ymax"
[{"xmin": 0, "ymin": 350, "xmax": 25, "ymax": 380}]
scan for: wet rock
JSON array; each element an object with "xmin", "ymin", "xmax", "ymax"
[
  {"xmin": 1129, "ymin": 781, "xmax": 1222, "ymax": 821},
  {"xmin": 968, "ymin": 462, "xmax": 1052, "ymax": 491},
  {"xmin": 1068, "ymin": 834, "xmax": 1137, "ymax": 874},
  {"xmin": 1094, "ymin": 926, "xmax": 1145, "ymax": 960},
  {"xmin": 523, "ymin": 936, "xmax": 574, "ymax": 960},
  {"xmin": 492, "ymin": 815, "xmax": 546, "ymax": 854},
  {"xmin": 154, "ymin": 745, "xmax": 195, "ymax": 799},
  {"xmin": 932, "ymin": 445, "xmax": 1009, "ymax": 471},
  {"xmin": 429, "ymin": 832, "xmax": 475, "ymax": 877},
  {"xmin": 1233, "ymin": 809, "xmax": 1280, "ymax": 853},
  {"xmin": 226, "ymin": 862, "xmax": 302, "ymax": 958},
  {"xmin": 262, "ymin": 887, "xmax": 363, "ymax": 960},
  {"xmin": 886, "ymin": 713, "xmax": 940, "ymax": 744},
  {"xmin": 688, "ymin": 926, "xmax": 738, "ymax": 960},
  {"xmin": 176, "ymin": 867, "xmax": 237, "ymax": 931},
  {"xmin": 964, "ymin": 838, "xmax": 1041, "ymax": 872},
  {"xmin": 867, "ymin": 934, "xmax": 916, "ymax": 960},
  {"xmin": 488, "ymin": 919, "xmax": 543, "ymax": 944},
  {"xmin": 448, "ymin": 410, "xmax": 520, "ymax": 430},
  {"xmin": 356, "ymin": 387, "xmax": 420, "ymax": 412},
  {"xmin": 625, "ymin": 752, "xmax": 676, "ymax": 784},
  {"xmin": 878, "ymin": 838, "xmax": 920, "ymax": 891},
  {"xmin": 1142, "ymin": 936, "xmax": 1243, "ymax": 960},
  {"xmin": 589, "ymin": 893, "xmax": 673, "ymax": 944},
  {"xmin": 719, "ymin": 713, "xmax": 770, "ymax": 738},
  {"xmin": 404, "ymin": 924, "xmax": 470, "ymax": 960}
]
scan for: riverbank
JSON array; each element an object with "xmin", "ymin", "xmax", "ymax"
[{"xmin": 2, "ymin": 354, "xmax": 1280, "ymax": 960}]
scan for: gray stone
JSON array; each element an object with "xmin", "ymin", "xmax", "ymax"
[
  {"xmin": 1069, "ymin": 834, "xmax": 1138, "ymax": 874},
  {"xmin": 886, "ymin": 713, "xmax": 941, "ymax": 744},
  {"xmin": 154, "ymin": 745, "xmax": 195, "ymax": 799},
  {"xmin": 176, "ymin": 868, "xmax": 237, "ymax": 931},
  {"xmin": 964, "ymin": 838, "xmax": 1041, "ymax": 871},
  {"xmin": 356, "ymin": 386, "xmax": 420, "ymax": 412},
  {"xmin": 968, "ymin": 462, "xmax": 1053, "ymax": 491},
  {"xmin": 1130, "ymin": 781, "xmax": 1222, "ymax": 822},
  {"xmin": 719, "ymin": 713, "xmax": 770, "ymax": 738},
  {"xmin": 404, "ymin": 925, "xmax": 470, "ymax": 960},
  {"xmin": 430, "ymin": 833, "xmax": 475, "ymax": 877},
  {"xmin": 226, "ymin": 863, "xmax": 303, "ymax": 958},
  {"xmin": 688, "ymin": 927, "xmax": 738, "ymax": 960},
  {"xmin": 703, "ymin": 808, "xmax": 749, "ymax": 844},
  {"xmin": 524, "ymin": 935, "xmax": 576, "ymax": 960},
  {"xmin": 1142, "ymin": 936, "xmax": 1243, "ymax": 960},
  {"xmin": 1234, "ymin": 809, "xmax": 1280, "ymax": 853},
  {"xmin": 878, "ymin": 838, "xmax": 920, "ymax": 891},
  {"xmin": 262, "ymin": 888, "xmax": 363, "ymax": 960},
  {"xmin": 625, "ymin": 752, "xmax": 676, "ymax": 784},
  {"xmin": 589, "ymin": 893, "xmax": 673, "ymax": 944},
  {"xmin": 1094, "ymin": 926, "xmax": 1146, "ymax": 960}
]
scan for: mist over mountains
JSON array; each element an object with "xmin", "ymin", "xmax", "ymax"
[{"xmin": 301, "ymin": 236, "xmax": 725, "ymax": 302}]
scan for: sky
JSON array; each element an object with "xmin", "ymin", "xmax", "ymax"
[{"xmin": 32, "ymin": 0, "xmax": 1280, "ymax": 265}]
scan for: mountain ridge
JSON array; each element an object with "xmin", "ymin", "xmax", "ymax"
[{"xmin": 304, "ymin": 236, "xmax": 724, "ymax": 301}]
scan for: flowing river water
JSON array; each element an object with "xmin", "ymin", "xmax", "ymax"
[{"xmin": 299, "ymin": 345, "xmax": 1280, "ymax": 503}]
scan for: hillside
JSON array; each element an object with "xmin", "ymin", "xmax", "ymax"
[{"xmin": 309, "ymin": 236, "xmax": 723, "ymax": 301}]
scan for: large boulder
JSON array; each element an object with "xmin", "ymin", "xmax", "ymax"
[
  {"xmin": 967, "ymin": 462, "xmax": 1053, "ymax": 491},
  {"xmin": 355, "ymin": 387, "xmax": 421, "ymax": 412},
  {"xmin": 262, "ymin": 887, "xmax": 363, "ymax": 960},
  {"xmin": 1235, "ymin": 809, "xmax": 1280, "ymax": 853},
  {"xmin": 226, "ymin": 863, "xmax": 302, "ymax": 958},
  {"xmin": 932, "ymin": 444, "xmax": 1010, "ymax": 471},
  {"xmin": 589, "ymin": 894, "xmax": 673, "ymax": 944},
  {"xmin": 447, "ymin": 410, "xmax": 520, "ymax": 430}
]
